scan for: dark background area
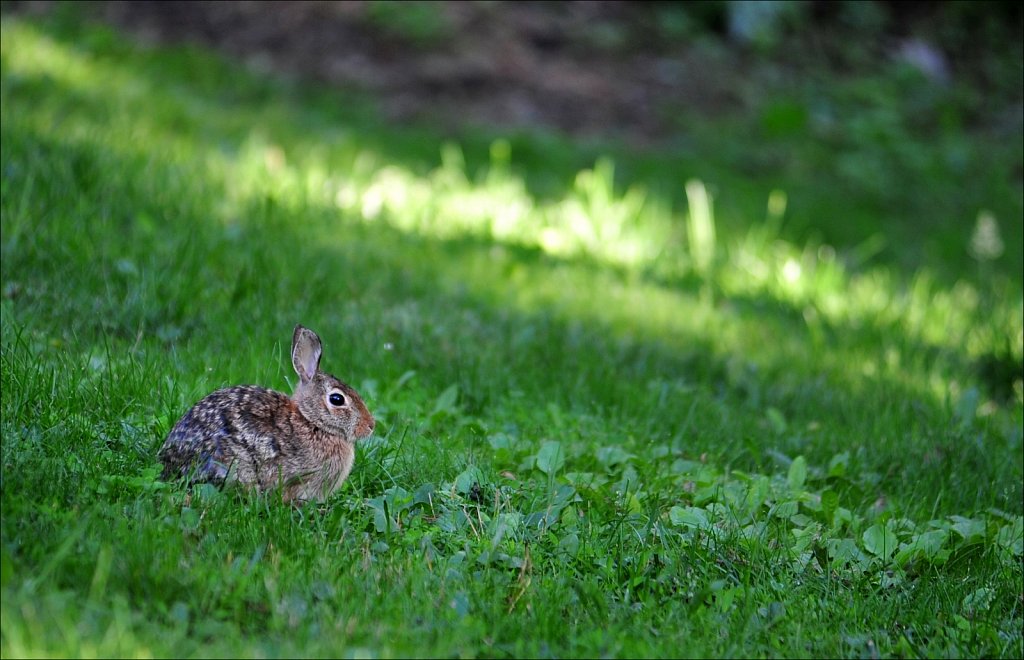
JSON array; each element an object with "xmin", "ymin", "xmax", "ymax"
[{"xmin": 7, "ymin": 1, "xmax": 1023, "ymax": 146}]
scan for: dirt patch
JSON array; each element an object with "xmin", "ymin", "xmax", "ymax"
[
  {"xmin": 6, "ymin": 1, "xmax": 1018, "ymax": 147},
  {"xmin": 8, "ymin": 1, "xmax": 752, "ymax": 146}
]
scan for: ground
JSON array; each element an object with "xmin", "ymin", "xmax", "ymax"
[{"xmin": 1, "ymin": 3, "xmax": 1022, "ymax": 658}]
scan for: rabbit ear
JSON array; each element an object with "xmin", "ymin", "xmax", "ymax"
[{"xmin": 291, "ymin": 325, "xmax": 322, "ymax": 385}]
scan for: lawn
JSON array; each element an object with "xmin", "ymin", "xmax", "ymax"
[{"xmin": 1, "ymin": 7, "xmax": 1022, "ymax": 658}]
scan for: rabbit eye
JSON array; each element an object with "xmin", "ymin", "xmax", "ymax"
[{"xmin": 328, "ymin": 392, "xmax": 346, "ymax": 407}]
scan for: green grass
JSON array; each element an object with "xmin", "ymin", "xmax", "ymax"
[{"xmin": 2, "ymin": 9, "xmax": 1022, "ymax": 658}]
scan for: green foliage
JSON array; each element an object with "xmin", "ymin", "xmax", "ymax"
[
  {"xmin": 1, "ymin": 9, "xmax": 1022, "ymax": 659},
  {"xmin": 364, "ymin": 1, "xmax": 453, "ymax": 47}
]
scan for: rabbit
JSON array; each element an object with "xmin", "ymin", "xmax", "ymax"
[{"xmin": 158, "ymin": 324, "xmax": 375, "ymax": 503}]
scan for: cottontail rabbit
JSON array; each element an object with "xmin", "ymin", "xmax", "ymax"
[{"xmin": 159, "ymin": 325, "xmax": 375, "ymax": 503}]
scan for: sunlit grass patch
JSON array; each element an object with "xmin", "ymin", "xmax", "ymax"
[{"xmin": 2, "ymin": 17, "xmax": 1020, "ymax": 388}]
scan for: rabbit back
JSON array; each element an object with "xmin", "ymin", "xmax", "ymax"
[{"xmin": 159, "ymin": 385, "xmax": 352, "ymax": 500}]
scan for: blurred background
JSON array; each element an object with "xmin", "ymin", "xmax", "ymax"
[
  {"xmin": 7, "ymin": 0, "xmax": 1021, "ymax": 280},
  {"xmin": 8, "ymin": 1, "xmax": 1017, "ymax": 141}
]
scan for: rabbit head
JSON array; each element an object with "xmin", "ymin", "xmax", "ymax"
[{"xmin": 291, "ymin": 325, "xmax": 375, "ymax": 441}]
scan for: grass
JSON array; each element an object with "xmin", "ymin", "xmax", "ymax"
[{"xmin": 1, "ymin": 8, "xmax": 1022, "ymax": 658}]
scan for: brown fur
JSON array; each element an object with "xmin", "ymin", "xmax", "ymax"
[{"xmin": 158, "ymin": 325, "xmax": 375, "ymax": 503}]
